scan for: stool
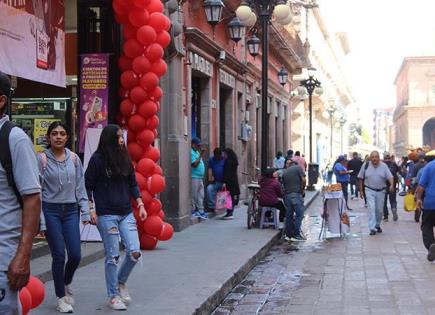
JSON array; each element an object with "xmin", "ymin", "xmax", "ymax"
[{"xmin": 260, "ymin": 207, "xmax": 279, "ymax": 229}]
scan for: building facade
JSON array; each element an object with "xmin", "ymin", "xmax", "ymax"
[{"xmin": 373, "ymin": 108, "xmax": 393, "ymax": 153}]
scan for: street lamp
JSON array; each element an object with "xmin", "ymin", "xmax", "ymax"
[
  {"xmin": 339, "ymin": 115, "xmax": 347, "ymax": 153},
  {"xmin": 247, "ymin": 33, "xmax": 261, "ymax": 57},
  {"xmin": 300, "ymin": 67, "xmax": 323, "ymax": 190},
  {"xmin": 203, "ymin": 0, "xmax": 224, "ymax": 28},
  {"xmin": 278, "ymin": 66, "xmax": 288, "ymax": 86},
  {"xmin": 228, "ymin": 17, "xmax": 245, "ymax": 43},
  {"xmin": 326, "ymin": 99, "xmax": 336, "ymax": 160},
  {"xmin": 235, "ymin": 0, "xmax": 293, "ymax": 170}
]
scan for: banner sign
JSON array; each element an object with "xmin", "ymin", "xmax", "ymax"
[
  {"xmin": 33, "ymin": 118, "xmax": 60, "ymax": 152},
  {"xmin": 0, "ymin": 0, "xmax": 66, "ymax": 87},
  {"xmin": 79, "ymin": 54, "xmax": 109, "ymax": 153}
]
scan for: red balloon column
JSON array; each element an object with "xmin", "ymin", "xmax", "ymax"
[
  {"xmin": 113, "ymin": 0, "xmax": 173, "ymax": 250},
  {"xmin": 19, "ymin": 275, "xmax": 45, "ymax": 314}
]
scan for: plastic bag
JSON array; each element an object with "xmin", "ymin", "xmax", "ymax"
[
  {"xmin": 216, "ymin": 188, "xmax": 232, "ymax": 210},
  {"xmin": 404, "ymin": 192, "xmax": 417, "ymax": 212}
]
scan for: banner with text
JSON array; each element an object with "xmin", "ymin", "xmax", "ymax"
[
  {"xmin": 79, "ymin": 54, "xmax": 109, "ymax": 153},
  {"xmin": 0, "ymin": 0, "xmax": 66, "ymax": 87}
]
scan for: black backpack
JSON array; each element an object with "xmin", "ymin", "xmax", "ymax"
[{"xmin": 0, "ymin": 120, "xmax": 23, "ymax": 208}]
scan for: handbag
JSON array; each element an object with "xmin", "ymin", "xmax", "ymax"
[
  {"xmin": 404, "ymin": 192, "xmax": 417, "ymax": 212},
  {"xmin": 215, "ymin": 187, "xmax": 232, "ymax": 210}
]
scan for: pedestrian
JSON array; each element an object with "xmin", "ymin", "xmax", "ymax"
[
  {"xmin": 282, "ymin": 159, "xmax": 307, "ymax": 241},
  {"xmin": 207, "ymin": 147, "xmax": 225, "ymax": 212},
  {"xmin": 273, "ymin": 151, "xmax": 285, "ymax": 169},
  {"xmin": 398, "ymin": 156, "xmax": 408, "ymax": 195},
  {"xmin": 382, "ymin": 153, "xmax": 399, "ymax": 222},
  {"xmin": 38, "ymin": 121, "xmax": 93, "ymax": 313},
  {"xmin": 259, "ymin": 168, "xmax": 286, "ymax": 223},
  {"xmin": 85, "ymin": 124, "xmax": 147, "ymax": 310},
  {"xmin": 222, "ymin": 148, "xmax": 240, "ymax": 219},
  {"xmin": 334, "ymin": 155, "xmax": 352, "ymax": 209},
  {"xmin": 0, "ymin": 72, "xmax": 41, "ymax": 313},
  {"xmin": 284, "ymin": 149, "xmax": 294, "ymax": 166},
  {"xmin": 358, "ymin": 151, "xmax": 394, "ymax": 235},
  {"xmin": 347, "ymin": 152, "xmax": 363, "ymax": 199},
  {"xmin": 292, "ymin": 151, "xmax": 307, "ymax": 171},
  {"xmin": 190, "ymin": 137, "xmax": 208, "ymax": 219}
]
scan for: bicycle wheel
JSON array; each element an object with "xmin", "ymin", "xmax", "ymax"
[{"xmin": 247, "ymin": 197, "xmax": 255, "ymax": 229}]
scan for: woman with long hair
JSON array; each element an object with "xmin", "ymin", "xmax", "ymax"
[
  {"xmin": 85, "ymin": 124, "xmax": 147, "ymax": 310},
  {"xmin": 38, "ymin": 121, "xmax": 91, "ymax": 313},
  {"xmin": 222, "ymin": 148, "xmax": 240, "ymax": 219}
]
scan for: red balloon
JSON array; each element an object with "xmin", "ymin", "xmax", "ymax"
[
  {"xmin": 133, "ymin": 208, "xmax": 140, "ymax": 222},
  {"xmin": 147, "ymin": 0, "xmax": 164, "ymax": 13},
  {"xmin": 137, "ymin": 100, "xmax": 157, "ymax": 118},
  {"xmin": 115, "ymin": 13, "xmax": 129, "ymax": 25},
  {"xmin": 119, "ymin": 87, "xmax": 129, "ymax": 98},
  {"xmin": 147, "ymin": 198, "xmax": 162, "ymax": 216},
  {"xmin": 157, "ymin": 209, "xmax": 165, "ymax": 220},
  {"xmin": 128, "ymin": 9, "xmax": 150, "ymax": 27},
  {"xmin": 123, "ymin": 39, "xmax": 144, "ymax": 58},
  {"xmin": 148, "ymin": 12, "xmax": 167, "ymax": 32},
  {"xmin": 128, "ymin": 142, "xmax": 144, "ymax": 161},
  {"xmin": 133, "ymin": 0, "xmax": 151, "ymax": 8},
  {"xmin": 146, "ymin": 115, "xmax": 160, "ymax": 129},
  {"xmin": 151, "ymin": 59, "xmax": 167, "ymax": 77},
  {"xmin": 140, "ymin": 72, "xmax": 159, "ymax": 90},
  {"xmin": 148, "ymin": 174, "xmax": 165, "ymax": 194},
  {"xmin": 113, "ymin": 0, "xmax": 129, "ymax": 15},
  {"xmin": 135, "ymin": 172, "xmax": 147, "ymax": 190},
  {"xmin": 156, "ymin": 31, "xmax": 171, "ymax": 48},
  {"xmin": 137, "ymin": 129, "xmax": 155, "ymax": 147},
  {"xmin": 118, "ymin": 55, "xmax": 132, "ymax": 72},
  {"xmin": 128, "ymin": 114, "xmax": 147, "ymax": 132},
  {"xmin": 136, "ymin": 25, "xmax": 157, "ymax": 46},
  {"xmin": 148, "ymin": 86, "xmax": 163, "ymax": 101},
  {"xmin": 140, "ymin": 233, "xmax": 158, "ymax": 250},
  {"xmin": 163, "ymin": 15, "xmax": 171, "ymax": 31},
  {"xmin": 142, "ymin": 215, "xmax": 163, "ymax": 236},
  {"xmin": 154, "ymin": 164, "xmax": 163, "ymax": 175},
  {"xmin": 129, "ymin": 86, "xmax": 148, "ymax": 104},
  {"xmin": 143, "ymin": 146, "xmax": 160, "ymax": 162},
  {"xmin": 19, "ymin": 288, "xmax": 32, "ymax": 315},
  {"xmin": 137, "ymin": 158, "xmax": 156, "ymax": 178},
  {"xmin": 126, "ymin": 128, "xmax": 136, "ymax": 143},
  {"xmin": 158, "ymin": 222, "xmax": 174, "ymax": 241},
  {"xmin": 153, "ymin": 129, "xmax": 158, "ymax": 138},
  {"xmin": 120, "ymin": 70, "xmax": 138, "ymax": 89},
  {"xmin": 123, "ymin": 24, "xmax": 138, "ymax": 39},
  {"xmin": 141, "ymin": 189, "xmax": 154, "ymax": 207},
  {"xmin": 120, "ymin": 99, "xmax": 135, "ymax": 117},
  {"xmin": 145, "ymin": 43, "xmax": 164, "ymax": 62},
  {"xmin": 26, "ymin": 276, "xmax": 45, "ymax": 309},
  {"xmin": 132, "ymin": 56, "xmax": 151, "ymax": 74}
]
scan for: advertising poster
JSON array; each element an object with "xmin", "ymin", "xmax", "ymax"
[
  {"xmin": 33, "ymin": 118, "xmax": 60, "ymax": 152},
  {"xmin": 0, "ymin": 0, "xmax": 66, "ymax": 87},
  {"xmin": 79, "ymin": 54, "xmax": 109, "ymax": 153}
]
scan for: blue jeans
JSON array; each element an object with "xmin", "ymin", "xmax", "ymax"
[
  {"xmin": 0, "ymin": 272, "xmax": 20, "ymax": 315},
  {"xmin": 97, "ymin": 213, "xmax": 141, "ymax": 298},
  {"xmin": 284, "ymin": 193, "xmax": 305, "ymax": 237},
  {"xmin": 207, "ymin": 182, "xmax": 223, "ymax": 210},
  {"xmin": 43, "ymin": 202, "xmax": 81, "ymax": 298}
]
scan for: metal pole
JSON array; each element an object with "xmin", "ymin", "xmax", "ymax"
[
  {"xmin": 341, "ymin": 125, "xmax": 344, "ymax": 153},
  {"xmin": 330, "ymin": 116, "xmax": 333, "ymax": 160},
  {"xmin": 309, "ymin": 91, "xmax": 313, "ymax": 164},
  {"xmin": 260, "ymin": 11, "xmax": 269, "ymax": 171}
]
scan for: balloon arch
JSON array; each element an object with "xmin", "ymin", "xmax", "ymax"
[{"xmin": 113, "ymin": 0, "xmax": 174, "ymax": 249}]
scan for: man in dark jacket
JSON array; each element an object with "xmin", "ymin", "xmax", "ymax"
[
  {"xmin": 347, "ymin": 152, "xmax": 363, "ymax": 199},
  {"xmin": 383, "ymin": 153, "xmax": 400, "ymax": 221}
]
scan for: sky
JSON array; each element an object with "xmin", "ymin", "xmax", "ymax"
[{"xmin": 319, "ymin": 0, "xmax": 435, "ymax": 114}]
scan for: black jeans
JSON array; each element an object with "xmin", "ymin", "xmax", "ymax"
[
  {"xmin": 421, "ymin": 210, "xmax": 435, "ymax": 250},
  {"xmin": 339, "ymin": 181, "xmax": 349, "ymax": 204},
  {"xmin": 383, "ymin": 190, "xmax": 397, "ymax": 218},
  {"xmin": 349, "ymin": 176, "xmax": 358, "ymax": 198}
]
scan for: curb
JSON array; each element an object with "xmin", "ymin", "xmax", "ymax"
[{"xmin": 192, "ymin": 190, "xmax": 320, "ymax": 315}]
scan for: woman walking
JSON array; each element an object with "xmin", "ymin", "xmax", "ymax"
[
  {"xmin": 39, "ymin": 121, "xmax": 91, "ymax": 313},
  {"xmin": 222, "ymin": 148, "xmax": 240, "ymax": 219},
  {"xmin": 85, "ymin": 124, "xmax": 147, "ymax": 310}
]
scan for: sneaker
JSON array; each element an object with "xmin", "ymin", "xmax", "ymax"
[
  {"xmin": 108, "ymin": 296, "xmax": 127, "ymax": 311},
  {"xmin": 192, "ymin": 211, "xmax": 201, "ymax": 218},
  {"xmin": 57, "ymin": 297, "xmax": 74, "ymax": 313},
  {"xmin": 369, "ymin": 230, "xmax": 377, "ymax": 236},
  {"xmin": 428, "ymin": 244, "xmax": 435, "ymax": 262},
  {"xmin": 383, "ymin": 217, "xmax": 388, "ymax": 222},
  {"xmin": 376, "ymin": 227, "xmax": 382, "ymax": 233},
  {"xmin": 64, "ymin": 285, "xmax": 74, "ymax": 306},
  {"xmin": 290, "ymin": 235, "xmax": 305, "ymax": 242},
  {"xmin": 393, "ymin": 211, "xmax": 398, "ymax": 222},
  {"xmin": 284, "ymin": 235, "xmax": 291, "ymax": 242},
  {"xmin": 198, "ymin": 211, "xmax": 209, "ymax": 219},
  {"xmin": 223, "ymin": 213, "xmax": 234, "ymax": 220},
  {"xmin": 119, "ymin": 284, "xmax": 132, "ymax": 305},
  {"xmin": 299, "ymin": 231, "xmax": 307, "ymax": 240}
]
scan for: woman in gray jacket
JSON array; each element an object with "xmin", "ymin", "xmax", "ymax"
[{"xmin": 38, "ymin": 121, "xmax": 94, "ymax": 313}]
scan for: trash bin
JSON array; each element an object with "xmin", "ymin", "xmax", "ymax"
[{"xmin": 308, "ymin": 163, "xmax": 319, "ymax": 186}]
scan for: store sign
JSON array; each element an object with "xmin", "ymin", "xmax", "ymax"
[
  {"xmin": 190, "ymin": 52, "xmax": 213, "ymax": 77},
  {"xmin": 219, "ymin": 70, "xmax": 235, "ymax": 88},
  {"xmin": 0, "ymin": 1, "xmax": 66, "ymax": 87},
  {"xmin": 79, "ymin": 54, "xmax": 109, "ymax": 153}
]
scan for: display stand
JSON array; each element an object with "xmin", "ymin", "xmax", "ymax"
[{"xmin": 319, "ymin": 191, "xmax": 350, "ymax": 239}]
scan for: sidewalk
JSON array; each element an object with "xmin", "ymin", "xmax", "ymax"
[{"xmin": 32, "ymin": 190, "xmax": 318, "ymax": 315}]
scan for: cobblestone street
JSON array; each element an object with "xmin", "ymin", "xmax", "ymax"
[{"xmin": 213, "ymin": 194, "xmax": 435, "ymax": 315}]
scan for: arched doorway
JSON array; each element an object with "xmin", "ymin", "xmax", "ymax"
[{"xmin": 423, "ymin": 118, "xmax": 435, "ymax": 148}]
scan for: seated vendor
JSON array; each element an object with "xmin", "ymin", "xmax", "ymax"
[{"xmin": 259, "ymin": 168, "xmax": 286, "ymax": 222}]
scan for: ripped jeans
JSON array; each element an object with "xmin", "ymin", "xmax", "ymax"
[{"xmin": 97, "ymin": 213, "xmax": 141, "ymax": 298}]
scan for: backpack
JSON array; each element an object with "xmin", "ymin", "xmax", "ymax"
[{"xmin": 0, "ymin": 121, "xmax": 23, "ymax": 208}]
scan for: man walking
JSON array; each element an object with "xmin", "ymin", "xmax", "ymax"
[
  {"xmin": 191, "ymin": 137, "xmax": 208, "ymax": 219},
  {"xmin": 383, "ymin": 153, "xmax": 399, "ymax": 222},
  {"xmin": 347, "ymin": 152, "xmax": 363, "ymax": 199},
  {"xmin": 0, "ymin": 72, "xmax": 41, "ymax": 313},
  {"xmin": 292, "ymin": 151, "xmax": 307, "ymax": 171},
  {"xmin": 358, "ymin": 151, "xmax": 394, "ymax": 235},
  {"xmin": 282, "ymin": 159, "xmax": 306, "ymax": 241},
  {"xmin": 207, "ymin": 148, "xmax": 225, "ymax": 211}
]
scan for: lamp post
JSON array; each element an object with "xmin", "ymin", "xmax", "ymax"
[
  {"xmin": 326, "ymin": 99, "xmax": 336, "ymax": 160},
  {"xmin": 236, "ymin": 0, "xmax": 292, "ymax": 171},
  {"xmin": 339, "ymin": 115, "xmax": 347, "ymax": 153},
  {"xmin": 300, "ymin": 67, "xmax": 322, "ymax": 190}
]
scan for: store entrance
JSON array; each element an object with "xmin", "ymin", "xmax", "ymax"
[{"xmin": 219, "ymin": 88, "xmax": 233, "ymax": 148}]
